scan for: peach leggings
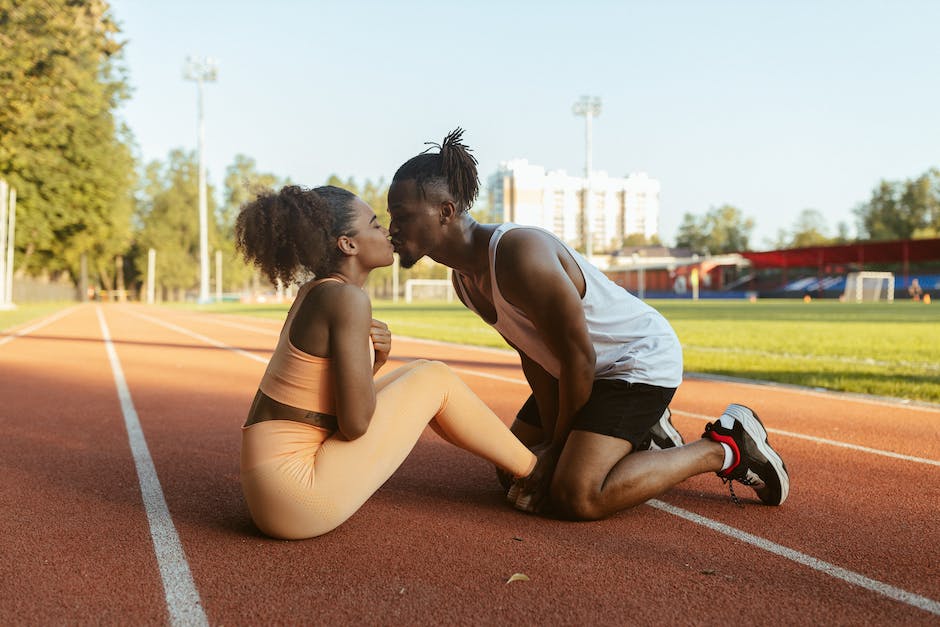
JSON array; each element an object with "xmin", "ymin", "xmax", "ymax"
[{"xmin": 241, "ymin": 360, "xmax": 536, "ymax": 539}]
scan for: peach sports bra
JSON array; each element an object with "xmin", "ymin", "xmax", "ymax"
[{"xmin": 258, "ymin": 278, "xmax": 372, "ymax": 415}]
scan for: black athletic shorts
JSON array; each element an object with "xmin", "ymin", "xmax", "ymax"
[{"xmin": 515, "ymin": 379, "xmax": 677, "ymax": 449}]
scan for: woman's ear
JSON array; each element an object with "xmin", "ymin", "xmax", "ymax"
[{"xmin": 337, "ymin": 235, "xmax": 358, "ymax": 256}]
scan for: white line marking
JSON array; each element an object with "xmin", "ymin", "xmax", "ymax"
[
  {"xmin": 685, "ymin": 372, "xmax": 940, "ymax": 414},
  {"xmin": 96, "ymin": 307, "xmax": 209, "ymax": 627},
  {"xmin": 114, "ymin": 308, "xmax": 940, "ymax": 611},
  {"xmin": 0, "ymin": 306, "xmax": 77, "ymax": 347},
  {"xmin": 128, "ymin": 311, "xmax": 940, "ymax": 468},
  {"xmin": 648, "ymin": 499, "xmax": 940, "ymax": 616},
  {"xmin": 451, "ymin": 367, "xmax": 527, "ymax": 385},
  {"xmin": 672, "ymin": 410, "xmax": 940, "ymax": 467},
  {"xmin": 177, "ymin": 314, "xmax": 279, "ymax": 336},
  {"xmin": 127, "ymin": 310, "xmax": 268, "ymax": 364}
]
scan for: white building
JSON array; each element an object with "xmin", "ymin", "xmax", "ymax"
[{"xmin": 487, "ymin": 159, "xmax": 661, "ymax": 253}]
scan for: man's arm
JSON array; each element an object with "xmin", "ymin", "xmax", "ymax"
[
  {"xmin": 495, "ymin": 229, "xmax": 596, "ymax": 506},
  {"xmin": 517, "ymin": 350, "xmax": 559, "ymax": 437}
]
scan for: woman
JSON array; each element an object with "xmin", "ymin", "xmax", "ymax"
[{"xmin": 235, "ymin": 184, "xmax": 536, "ymax": 539}]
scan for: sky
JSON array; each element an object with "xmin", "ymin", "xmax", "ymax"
[{"xmin": 109, "ymin": 0, "xmax": 940, "ymax": 249}]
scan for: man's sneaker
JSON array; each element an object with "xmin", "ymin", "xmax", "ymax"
[
  {"xmin": 638, "ymin": 408, "xmax": 685, "ymax": 451},
  {"xmin": 702, "ymin": 404, "xmax": 789, "ymax": 506}
]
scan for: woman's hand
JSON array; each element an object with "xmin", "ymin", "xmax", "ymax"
[{"xmin": 370, "ymin": 318, "xmax": 391, "ymax": 373}]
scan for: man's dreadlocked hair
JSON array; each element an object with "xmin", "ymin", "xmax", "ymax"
[
  {"xmin": 392, "ymin": 127, "xmax": 479, "ymax": 213},
  {"xmin": 234, "ymin": 185, "xmax": 358, "ymax": 285}
]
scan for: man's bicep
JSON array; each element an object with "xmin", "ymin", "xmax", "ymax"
[{"xmin": 502, "ymin": 253, "xmax": 591, "ymax": 358}]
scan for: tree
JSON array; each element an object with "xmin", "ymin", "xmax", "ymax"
[
  {"xmin": 0, "ymin": 0, "xmax": 135, "ymax": 286},
  {"xmin": 901, "ymin": 169, "xmax": 940, "ymax": 238},
  {"xmin": 854, "ymin": 170, "xmax": 938, "ymax": 240},
  {"xmin": 675, "ymin": 205, "xmax": 754, "ymax": 254},
  {"xmin": 222, "ymin": 155, "xmax": 281, "ymax": 292},
  {"xmin": 788, "ymin": 209, "xmax": 830, "ymax": 248},
  {"xmin": 133, "ymin": 150, "xmax": 218, "ymax": 300},
  {"xmin": 620, "ymin": 232, "xmax": 661, "ymax": 247}
]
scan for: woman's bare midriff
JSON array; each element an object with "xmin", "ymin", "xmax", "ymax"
[{"xmin": 243, "ymin": 389, "xmax": 338, "ymax": 431}]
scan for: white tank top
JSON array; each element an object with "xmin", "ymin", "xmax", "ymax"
[{"xmin": 455, "ymin": 224, "xmax": 683, "ymax": 388}]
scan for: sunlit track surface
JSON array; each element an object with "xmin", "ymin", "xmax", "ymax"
[{"xmin": 2, "ymin": 303, "xmax": 938, "ymax": 624}]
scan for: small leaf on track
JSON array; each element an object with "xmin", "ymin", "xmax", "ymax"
[{"xmin": 506, "ymin": 573, "xmax": 530, "ymax": 584}]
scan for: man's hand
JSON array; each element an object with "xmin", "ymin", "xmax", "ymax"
[
  {"xmin": 511, "ymin": 441, "xmax": 562, "ymax": 514},
  {"xmin": 370, "ymin": 318, "xmax": 391, "ymax": 373}
]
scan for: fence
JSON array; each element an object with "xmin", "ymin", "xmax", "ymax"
[{"xmin": 12, "ymin": 277, "xmax": 79, "ymax": 303}]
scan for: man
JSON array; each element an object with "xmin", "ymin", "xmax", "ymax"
[{"xmin": 388, "ymin": 129, "xmax": 788, "ymax": 518}]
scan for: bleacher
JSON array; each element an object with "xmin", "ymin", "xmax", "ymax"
[{"xmin": 781, "ymin": 274, "xmax": 940, "ymax": 297}]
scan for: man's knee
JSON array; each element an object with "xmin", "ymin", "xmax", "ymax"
[{"xmin": 550, "ymin": 477, "xmax": 606, "ymax": 521}]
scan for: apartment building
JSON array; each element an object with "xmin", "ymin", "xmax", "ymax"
[{"xmin": 487, "ymin": 159, "xmax": 661, "ymax": 253}]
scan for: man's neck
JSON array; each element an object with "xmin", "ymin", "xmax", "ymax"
[{"xmin": 429, "ymin": 217, "xmax": 495, "ymax": 278}]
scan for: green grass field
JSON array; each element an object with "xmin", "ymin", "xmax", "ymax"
[
  {"xmin": 4, "ymin": 299, "xmax": 938, "ymax": 403},
  {"xmin": 0, "ymin": 302, "xmax": 75, "ymax": 333}
]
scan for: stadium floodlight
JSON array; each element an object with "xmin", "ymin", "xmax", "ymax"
[
  {"xmin": 573, "ymin": 95, "xmax": 601, "ymax": 258},
  {"xmin": 184, "ymin": 55, "xmax": 218, "ymax": 303}
]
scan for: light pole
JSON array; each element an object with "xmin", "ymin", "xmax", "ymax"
[
  {"xmin": 572, "ymin": 95, "xmax": 601, "ymax": 258},
  {"xmin": 184, "ymin": 56, "xmax": 218, "ymax": 303}
]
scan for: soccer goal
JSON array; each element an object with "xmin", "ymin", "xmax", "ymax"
[
  {"xmin": 842, "ymin": 271, "xmax": 895, "ymax": 302},
  {"xmin": 404, "ymin": 278, "xmax": 455, "ymax": 303}
]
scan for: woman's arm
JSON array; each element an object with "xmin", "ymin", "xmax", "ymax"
[
  {"xmin": 328, "ymin": 286, "xmax": 377, "ymax": 440},
  {"xmin": 370, "ymin": 318, "xmax": 391, "ymax": 374}
]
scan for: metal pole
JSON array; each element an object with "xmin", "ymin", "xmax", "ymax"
[
  {"xmin": 5, "ymin": 187, "xmax": 15, "ymax": 306},
  {"xmin": 197, "ymin": 81, "xmax": 210, "ymax": 302},
  {"xmin": 585, "ymin": 110, "xmax": 593, "ymax": 258},
  {"xmin": 0, "ymin": 180, "xmax": 7, "ymax": 307},
  {"xmin": 80, "ymin": 253, "xmax": 88, "ymax": 302},
  {"xmin": 215, "ymin": 249, "xmax": 222, "ymax": 302},
  {"xmin": 184, "ymin": 56, "xmax": 217, "ymax": 304},
  {"xmin": 573, "ymin": 96, "xmax": 601, "ymax": 259},
  {"xmin": 147, "ymin": 248, "xmax": 156, "ymax": 304}
]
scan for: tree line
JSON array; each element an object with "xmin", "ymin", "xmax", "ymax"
[
  {"xmin": 674, "ymin": 169, "xmax": 940, "ymax": 255},
  {"xmin": 2, "ymin": 0, "xmax": 938, "ymax": 298},
  {"xmin": 0, "ymin": 0, "xmax": 449, "ymax": 300}
]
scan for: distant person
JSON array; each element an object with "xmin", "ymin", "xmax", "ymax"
[
  {"xmin": 909, "ymin": 278, "xmax": 923, "ymax": 301},
  {"xmin": 235, "ymin": 185, "xmax": 535, "ymax": 539},
  {"xmin": 387, "ymin": 129, "xmax": 789, "ymax": 518}
]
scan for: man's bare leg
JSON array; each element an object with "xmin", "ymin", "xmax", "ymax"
[{"xmin": 549, "ymin": 430, "xmax": 724, "ymax": 520}]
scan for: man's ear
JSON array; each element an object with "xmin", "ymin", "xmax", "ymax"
[
  {"xmin": 439, "ymin": 199, "xmax": 458, "ymax": 225},
  {"xmin": 337, "ymin": 235, "xmax": 358, "ymax": 256}
]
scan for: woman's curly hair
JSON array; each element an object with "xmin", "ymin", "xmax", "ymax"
[
  {"xmin": 392, "ymin": 127, "xmax": 479, "ymax": 212},
  {"xmin": 234, "ymin": 185, "xmax": 357, "ymax": 285}
]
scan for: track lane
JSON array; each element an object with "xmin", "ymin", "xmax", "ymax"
[
  {"xmin": 133, "ymin": 306, "xmax": 940, "ymax": 599},
  {"xmin": 0, "ymin": 305, "xmax": 172, "ymax": 624},
  {"xmin": 6, "ymin": 303, "xmax": 938, "ymax": 624},
  {"xmin": 111, "ymin": 304, "xmax": 940, "ymax": 623}
]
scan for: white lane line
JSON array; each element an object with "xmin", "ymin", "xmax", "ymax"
[
  {"xmin": 648, "ymin": 499, "xmax": 940, "ymax": 617},
  {"xmin": 451, "ymin": 367, "xmax": 527, "ymax": 385},
  {"xmin": 0, "ymin": 306, "xmax": 77, "ymax": 347},
  {"xmin": 120, "ymin": 308, "xmax": 940, "ymax": 612},
  {"xmin": 672, "ymin": 410, "xmax": 940, "ymax": 467},
  {"xmin": 176, "ymin": 313, "xmax": 279, "ymax": 336},
  {"xmin": 127, "ymin": 310, "xmax": 268, "ymax": 364},
  {"xmin": 684, "ymin": 372, "xmax": 940, "ymax": 414},
  {"xmin": 128, "ymin": 311, "xmax": 939, "ymax": 468},
  {"xmin": 96, "ymin": 307, "xmax": 208, "ymax": 627}
]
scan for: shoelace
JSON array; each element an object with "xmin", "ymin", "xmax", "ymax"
[{"xmin": 721, "ymin": 477, "xmax": 745, "ymax": 508}]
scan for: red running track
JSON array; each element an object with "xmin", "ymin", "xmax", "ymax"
[{"xmin": 1, "ymin": 303, "xmax": 938, "ymax": 625}]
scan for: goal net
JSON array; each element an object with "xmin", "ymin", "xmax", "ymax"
[
  {"xmin": 404, "ymin": 279, "xmax": 455, "ymax": 303},
  {"xmin": 842, "ymin": 271, "xmax": 895, "ymax": 302}
]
